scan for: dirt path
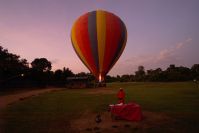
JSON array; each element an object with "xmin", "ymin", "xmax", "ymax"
[
  {"xmin": 0, "ymin": 88, "xmax": 63, "ymax": 132},
  {"xmin": 0, "ymin": 88, "xmax": 61, "ymax": 110}
]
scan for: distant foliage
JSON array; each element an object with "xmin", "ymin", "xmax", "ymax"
[
  {"xmin": 106, "ymin": 64, "xmax": 199, "ymax": 82},
  {"xmin": 31, "ymin": 58, "xmax": 52, "ymax": 72},
  {"xmin": 0, "ymin": 45, "xmax": 199, "ymax": 89},
  {"xmin": 0, "ymin": 46, "xmax": 74, "ymax": 89},
  {"xmin": 0, "ymin": 46, "xmax": 29, "ymax": 89}
]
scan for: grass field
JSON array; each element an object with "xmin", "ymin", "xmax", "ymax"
[{"xmin": 1, "ymin": 82, "xmax": 199, "ymax": 133}]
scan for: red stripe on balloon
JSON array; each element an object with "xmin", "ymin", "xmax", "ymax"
[
  {"xmin": 102, "ymin": 13, "xmax": 122, "ymax": 75},
  {"xmin": 74, "ymin": 13, "xmax": 97, "ymax": 74},
  {"xmin": 106, "ymin": 21, "xmax": 127, "ymax": 75}
]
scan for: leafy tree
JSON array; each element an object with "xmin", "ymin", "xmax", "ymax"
[
  {"xmin": 177, "ymin": 66, "xmax": 192, "ymax": 81},
  {"xmin": 129, "ymin": 75, "xmax": 135, "ymax": 82},
  {"xmin": 105, "ymin": 75, "xmax": 116, "ymax": 82},
  {"xmin": 76, "ymin": 72, "xmax": 88, "ymax": 77},
  {"xmin": 52, "ymin": 69, "xmax": 64, "ymax": 86},
  {"xmin": 120, "ymin": 74, "xmax": 130, "ymax": 82},
  {"xmin": 54, "ymin": 69, "xmax": 63, "ymax": 80},
  {"xmin": 116, "ymin": 75, "xmax": 121, "ymax": 81},
  {"xmin": 63, "ymin": 67, "xmax": 74, "ymax": 77},
  {"xmin": 53, "ymin": 68, "xmax": 75, "ymax": 86},
  {"xmin": 191, "ymin": 64, "xmax": 199, "ymax": 80},
  {"xmin": 0, "ymin": 46, "xmax": 29, "ymax": 80},
  {"xmin": 31, "ymin": 58, "xmax": 51, "ymax": 72},
  {"xmin": 165, "ymin": 65, "xmax": 191, "ymax": 81},
  {"xmin": 146, "ymin": 68, "xmax": 164, "ymax": 81},
  {"xmin": 165, "ymin": 64, "xmax": 178, "ymax": 81},
  {"xmin": 0, "ymin": 46, "xmax": 30, "ymax": 89},
  {"xmin": 30, "ymin": 58, "xmax": 52, "ymax": 87},
  {"xmin": 135, "ymin": 66, "xmax": 146, "ymax": 81}
]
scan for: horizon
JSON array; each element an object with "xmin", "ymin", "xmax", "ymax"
[
  {"xmin": 0, "ymin": 0, "xmax": 199, "ymax": 76},
  {"xmin": 1, "ymin": 44, "xmax": 197, "ymax": 76}
]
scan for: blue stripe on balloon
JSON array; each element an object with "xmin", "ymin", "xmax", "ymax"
[{"xmin": 88, "ymin": 11, "xmax": 99, "ymax": 71}]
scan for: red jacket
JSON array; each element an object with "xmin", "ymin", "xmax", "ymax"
[{"xmin": 117, "ymin": 90, "xmax": 125, "ymax": 99}]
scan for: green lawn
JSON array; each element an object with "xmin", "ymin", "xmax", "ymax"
[{"xmin": 1, "ymin": 82, "xmax": 199, "ymax": 133}]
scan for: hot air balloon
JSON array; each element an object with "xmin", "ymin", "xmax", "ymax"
[{"xmin": 71, "ymin": 10, "xmax": 127, "ymax": 82}]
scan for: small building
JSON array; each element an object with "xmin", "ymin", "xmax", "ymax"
[
  {"xmin": 66, "ymin": 76, "xmax": 106, "ymax": 88},
  {"xmin": 66, "ymin": 76, "xmax": 93, "ymax": 88}
]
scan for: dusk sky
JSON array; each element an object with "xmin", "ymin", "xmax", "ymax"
[{"xmin": 0, "ymin": 0, "xmax": 198, "ymax": 76}]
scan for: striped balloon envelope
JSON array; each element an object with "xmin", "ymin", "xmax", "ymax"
[{"xmin": 71, "ymin": 10, "xmax": 127, "ymax": 81}]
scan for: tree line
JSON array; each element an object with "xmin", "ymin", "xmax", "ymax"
[
  {"xmin": 106, "ymin": 65, "xmax": 199, "ymax": 82},
  {"xmin": 0, "ymin": 46, "xmax": 75, "ymax": 89},
  {"xmin": 0, "ymin": 46, "xmax": 199, "ymax": 89}
]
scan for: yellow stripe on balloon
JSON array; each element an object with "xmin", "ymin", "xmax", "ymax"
[
  {"xmin": 97, "ymin": 10, "xmax": 106, "ymax": 73},
  {"xmin": 71, "ymin": 23, "xmax": 92, "ymax": 72}
]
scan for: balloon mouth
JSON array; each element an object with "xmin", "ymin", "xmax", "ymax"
[{"xmin": 99, "ymin": 74, "xmax": 102, "ymax": 82}]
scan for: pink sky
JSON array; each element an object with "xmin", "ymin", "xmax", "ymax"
[{"xmin": 0, "ymin": 0, "xmax": 198, "ymax": 76}]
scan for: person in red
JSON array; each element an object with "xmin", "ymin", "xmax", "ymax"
[{"xmin": 117, "ymin": 88, "xmax": 125, "ymax": 104}]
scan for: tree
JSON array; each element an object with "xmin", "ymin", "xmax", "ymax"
[
  {"xmin": 105, "ymin": 75, "xmax": 117, "ymax": 82},
  {"xmin": 191, "ymin": 64, "xmax": 199, "ymax": 80},
  {"xmin": 116, "ymin": 75, "xmax": 121, "ymax": 81},
  {"xmin": 120, "ymin": 74, "xmax": 131, "ymax": 82},
  {"xmin": 146, "ymin": 68, "xmax": 163, "ymax": 81},
  {"xmin": 0, "ymin": 46, "xmax": 29, "ymax": 79},
  {"xmin": 135, "ymin": 66, "xmax": 146, "ymax": 81},
  {"xmin": 54, "ymin": 69, "xmax": 63, "ymax": 80},
  {"xmin": 0, "ymin": 46, "xmax": 29, "ymax": 88},
  {"xmin": 52, "ymin": 68, "xmax": 75, "ymax": 86},
  {"xmin": 165, "ymin": 64, "xmax": 191, "ymax": 81},
  {"xmin": 165, "ymin": 64, "xmax": 178, "ymax": 81},
  {"xmin": 177, "ymin": 66, "xmax": 192, "ymax": 81},
  {"xmin": 30, "ymin": 58, "xmax": 52, "ymax": 87},
  {"xmin": 63, "ymin": 67, "xmax": 74, "ymax": 77},
  {"xmin": 31, "ymin": 58, "xmax": 51, "ymax": 72},
  {"xmin": 76, "ymin": 72, "xmax": 88, "ymax": 77}
]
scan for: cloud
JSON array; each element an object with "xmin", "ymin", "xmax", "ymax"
[
  {"xmin": 185, "ymin": 38, "xmax": 192, "ymax": 43},
  {"xmin": 156, "ymin": 38, "xmax": 192, "ymax": 62},
  {"xmin": 156, "ymin": 48, "xmax": 173, "ymax": 62},
  {"xmin": 109, "ymin": 38, "xmax": 193, "ymax": 75},
  {"xmin": 176, "ymin": 38, "xmax": 192, "ymax": 49},
  {"xmin": 176, "ymin": 42, "xmax": 183, "ymax": 49},
  {"xmin": 51, "ymin": 59, "xmax": 59, "ymax": 64}
]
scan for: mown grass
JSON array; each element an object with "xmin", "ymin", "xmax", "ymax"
[
  {"xmin": 108, "ymin": 82, "xmax": 199, "ymax": 112},
  {"xmin": 1, "ymin": 82, "xmax": 199, "ymax": 133}
]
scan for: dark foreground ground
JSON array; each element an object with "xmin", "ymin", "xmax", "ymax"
[{"xmin": 0, "ymin": 82, "xmax": 199, "ymax": 133}]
